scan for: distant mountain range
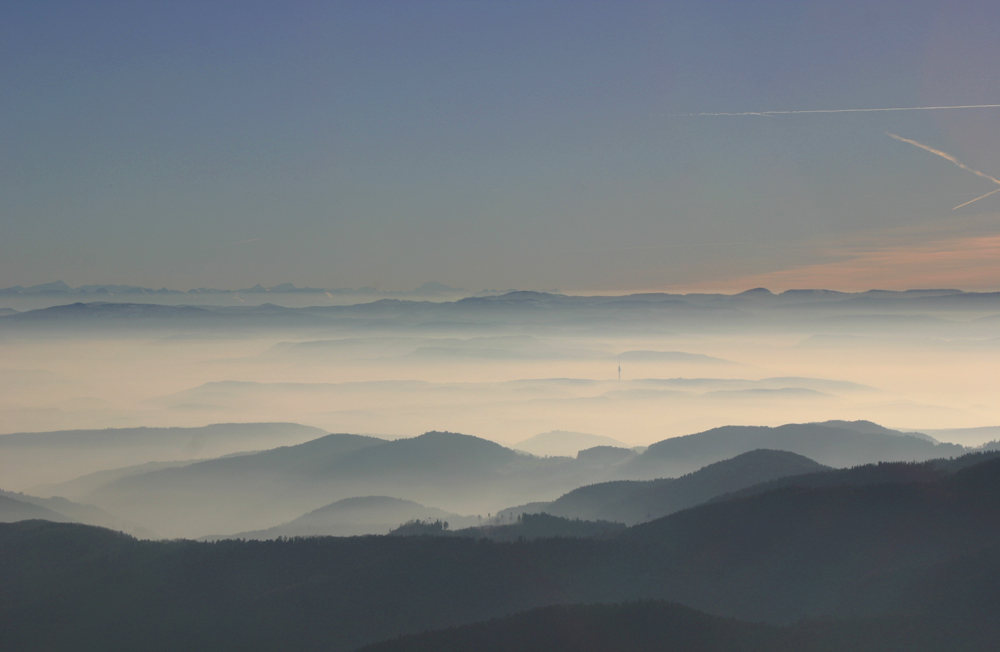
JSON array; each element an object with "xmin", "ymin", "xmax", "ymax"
[
  {"xmin": 2, "ymin": 288, "xmax": 999, "ymax": 334},
  {"xmin": 3, "ymin": 282, "xmax": 994, "ymax": 303},
  {"xmin": 0, "ymin": 280, "xmax": 493, "ymax": 297}
]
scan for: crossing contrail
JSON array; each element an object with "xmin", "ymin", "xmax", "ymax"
[
  {"xmin": 886, "ymin": 132, "xmax": 1000, "ymax": 185},
  {"xmin": 952, "ymin": 187, "xmax": 1000, "ymax": 210},
  {"xmin": 886, "ymin": 132, "xmax": 1000, "ymax": 210},
  {"xmin": 678, "ymin": 103, "xmax": 1000, "ymax": 117}
]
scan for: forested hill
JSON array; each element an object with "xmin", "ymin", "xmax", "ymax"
[
  {"xmin": 2, "ymin": 454, "xmax": 999, "ymax": 651},
  {"xmin": 358, "ymin": 602, "xmax": 789, "ymax": 652},
  {"xmin": 355, "ymin": 602, "xmax": 953, "ymax": 652},
  {"xmin": 538, "ymin": 449, "xmax": 828, "ymax": 524}
]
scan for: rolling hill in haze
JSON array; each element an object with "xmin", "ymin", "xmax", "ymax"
[
  {"xmin": 31, "ymin": 459, "xmax": 229, "ymax": 503},
  {"xmin": 527, "ymin": 449, "xmax": 829, "ymax": 525},
  {"xmin": 622, "ymin": 420, "xmax": 964, "ymax": 479},
  {"xmin": 79, "ymin": 431, "xmax": 626, "ymax": 538},
  {"xmin": 0, "ymin": 495, "xmax": 73, "ymax": 524},
  {"xmin": 906, "ymin": 425, "xmax": 1000, "ymax": 446},
  {"xmin": 0, "ymin": 489, "xmax": 148, "ymax": 536},
  {"xmin": 67, "ymin": 420, "xmax": 970, "ymax": 538},
  {"xmin": 514, "ymin": 430, "xmax": 631, "ymax": 457},
  {"xmin": 2, "ymin": 452, "xmax": 999, "ymax": 651},
  {"xmin": 206, "ymin": 496, "xmax": 477, "ymax": 540},
  {"xmin": 85, "ymin": 432, "xmax": 390, "ymax": 537},
  {"xmin": 215, "ymin": 448, "xmax": 834, "ymax": 540},
  {"xmin": 617, "ymin": 350, "xmax": 735, "ymax": 364},
  {"xmin": 0, "ymin": 423, "xmax": 326, "ymax": 491}
]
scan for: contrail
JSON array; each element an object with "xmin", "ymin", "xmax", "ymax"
[
  {"xmin": 952, "ymin": 187, "xmax": 1000, "ymax": 210},
  {"xmin": 679, "ymin": 103, "xmax": 1000, "ymax": 117},
  {"xmin": 887, "ymin": 132, "xmax": 1000, "ymax": 211},
  {"xmin": 887, "ymin": 132, "xmax": 1000, "ymax": 186}
]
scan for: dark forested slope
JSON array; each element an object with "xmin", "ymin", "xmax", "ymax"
[
  {"xmin": 358, "ymin": 602, "xmax": 788, "ymax": 652},
  {"xmin": 390, "ymin": 512, "xmax": 627, "ymax": 541},
  {"xmin": 2, "ymin": 455, "xmax": 1000, "ymax": 651},
  {"xmin": 356, "ymin": 601, "xmax": 962, "ymax": 652},
  {"xmin": 713, "ymin": 449, "xmax": 1000, "ymax": 504},
  {"xmin": 542, "ymin": 449, "xmax": 828, "ymax": 524}
]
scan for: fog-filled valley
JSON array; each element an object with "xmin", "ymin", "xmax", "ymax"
[
  {"xmin": 3, "ymin": 290, "xmax": 1000, "ymax": 650},
  {"xmin": 3, "ymin": 289, "xmax": 999, "ymax": 443},
  {"xmin": 2, "ymin": 291, "xmax": 999, "ymax": 534}
]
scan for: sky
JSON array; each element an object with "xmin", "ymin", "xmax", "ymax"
[{"xmin": 3, "ymin": 0, "xmax": 1000, "ymax": 293}]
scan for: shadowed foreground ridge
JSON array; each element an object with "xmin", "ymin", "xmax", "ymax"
[
  {"xmin": 356, "ymin": 602, "xmax": 940, "ymax": 652},
  {"xmin": 358, "ymin": 602, "xmax": 786, "ymax": 652},
  {"xmin": 1, "ymin": 454, "xmax": 999, "ymax": 651}
]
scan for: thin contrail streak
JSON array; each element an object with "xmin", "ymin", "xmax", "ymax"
[
  {"xmin": 952, "ymin": 187, "xmax": 1000, "ymax": 210},
  {"xmin": 679, "ymin": 103, "xmax": 1000, "ymax": 117},
  {"xmin": 886, "ymin": 132, "xmax": 1000, "ymax": 186},
  {"xmin": 887, "ymin": 132, "xmax": 1000, "ymax": 211}
]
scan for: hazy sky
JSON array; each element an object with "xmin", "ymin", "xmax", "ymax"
[{"xmin": 3, "ymin": 1, "xmax": 1000, "ymax": 293}]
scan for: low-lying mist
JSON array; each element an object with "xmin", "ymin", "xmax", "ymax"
[
  {"xmin": 2, "ymin": 290, "xmax": 999, "ymax": 552},
  {"xmin": 2, "ymin": 290, "xmax": 997, "ymax": 453}
]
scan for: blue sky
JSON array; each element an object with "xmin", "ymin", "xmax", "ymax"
[{"xmin": 3, "ymin": 0, "xmax": 999, "ymax": 291}]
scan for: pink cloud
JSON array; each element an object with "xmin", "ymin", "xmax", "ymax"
[{"xmin": 726, "ymin": 234, "xmax": 1000, "ymax": 292}]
